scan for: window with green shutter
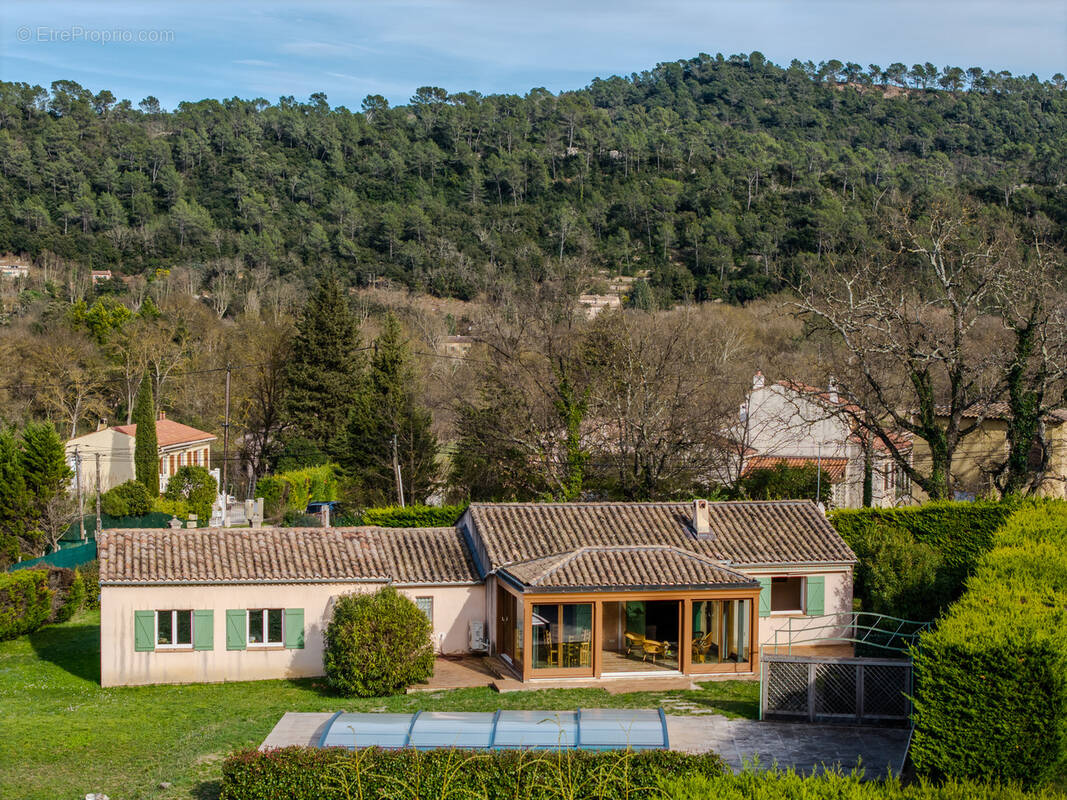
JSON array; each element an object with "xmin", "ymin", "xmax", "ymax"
[
  {"xmin": 806, "ymin": 576, "xmax": 825, "ymax": 616},
  {"xmin": 284, "ymin": 608, "xmax": 304, "ymax": 649},
  {"xmin": 193, "ymin": 610, "xmax": 214, "ymax": 650},
  {"xmin": 757, "ymin": 577, "xmax": 772, "ymax": 617},
  {"xmin": 226, "ymin": 609, "xmax": 247, "ymax": 650},
  {"xmin": 134, "ymin": 610, "xmax": 155, "ymax": 651}
]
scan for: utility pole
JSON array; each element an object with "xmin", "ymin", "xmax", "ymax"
[
  {"xmin": 222, "ymin": 363, "xmax": 231, "ymax": 526},
  {"xmin": 74, "ymin": 446, "xmax": 85, "ymax": 541},
  {"xmin": 95, "ymin": 453, "xmax": 102, "ymax": 537},
  {"xmin": 816, "ymin": 441, "xmax": 822, "ymax": 506},
  {"xmin": 392, "ymin": 434, "xmax": 405, "ymax": 507}
]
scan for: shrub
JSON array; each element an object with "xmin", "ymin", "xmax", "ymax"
[
  {"xmin": 101, "ymin": 480, "xmax": 154, "ymax": 517},
  {"xmin": 910, "ymin": 501, "xmax": 1067, "ymax": 787},
  {"xmin": 830, "ymin": 500, "xmax": 1015, "ymax": 616},
  {"xmin": 660, "ymin": 770, "xmax": 1062, "ymax": 800},
  {"xmin": 846, "ymin": 522, "xmax": 945, "ymax": 620},
  {"xmin": 80, "ymin": 560, "xmax": 100, "ymax": 609},
  {"xmin": 323, "ymin": 586, "xmax": 434, "ymax": 697},
  {"xmin": 283, "ymin": 512, "xmax": 322, "ymax": 528},
  {"xmin": 152, "ymin": 496, "xmax": 190, "ymax": 522},
  {"xmin": 163, "ymin": 465, "xmax": 218, "ymax": 521},
  {"xmin": 220, "ymin": 746, "xmax": 726, "ymax": 800},
  {"xmin": 0, "ymin": 569, "xmax": 53, "ymax": 639},
  {"xmin": 53, "ymin": 568, "xmax": 85, "ymax": 622},
  {"xmin": 359, "ymin": 504, "xmax": 467, "ymax": 527},
  {"xmin": 259, "ymin": 464, "xmax": 338, "ymax": 520},
  {"xmin": 737, "ymin": 463, "xmax": 831, "ymax": 503}
]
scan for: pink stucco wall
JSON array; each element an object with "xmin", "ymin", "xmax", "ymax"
[{"xmin": 100, "ymin": 582, "xmax": 485, "ymax": 687}]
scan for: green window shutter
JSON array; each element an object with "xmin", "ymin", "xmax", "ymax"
[
  {"xmin": 757, "ymin": 578, "xmax": 772, "ymax": 618},
  {"xmin": 193, "ymin": 610, "xmax": 214, "ymax": 651},
  {"xmin": 284, "ymin": 608, "xmax": 304, "ymax": 649},
  {"xmin": 134, "ymin": 610, "xmax": 155, "ymax": 651},
  {"xmin": 806, "ymin": 576, "xmax": 825, "ymax": 616},
  {"xmin": 226, "ymin": 609, "xmax": 247, "ymax": 650}
]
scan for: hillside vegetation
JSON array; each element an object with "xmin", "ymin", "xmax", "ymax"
[{"xmin": 1, "ymin": 54, "xmax": 1064, "ymax": 304}]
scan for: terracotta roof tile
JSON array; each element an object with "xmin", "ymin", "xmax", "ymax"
[
  {"xmin": 743, "ymin": 456, "xmax": 848, "ymax": 483},
  {"xmin": 500, "ymin": 546, "xmax": 758, "ymax": 591},
  {"xmin": 99, "ymin": 527, "xmax": 479, "ymax": 585},
  {"xmin": 113, "ymin": 419, "xmax": 217, "ymax": 447},
  {"xmin": 466, "ymin": 500, "xmax": 854, "ymax": 571}
]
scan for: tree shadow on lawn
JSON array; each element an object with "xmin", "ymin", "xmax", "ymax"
[
  {"xmin": 190, "ymin": 779, "xmax": 221, "ymax": 800},
  {"xmin": 29, "ymin": 622, "xmax": 101, "ymax": 684}
]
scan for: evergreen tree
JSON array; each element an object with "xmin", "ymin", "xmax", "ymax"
[
  {"xmin": 342, "ymin": 314, "xmax": 439, "ymax": 504},
  {"xmin": 19, "ymin": 422, "xmax": 72, "ymax": 506},
  {"xmin": 282, "ymin": 277, "xmax": 365, "ymax": 460},
  {"xmin": 132, "ymin": 376, "xmax": 159, "ymax": 495},
  {"xmin": 0, "ymin": 428, "xmax": 33, "ymax": 563}
]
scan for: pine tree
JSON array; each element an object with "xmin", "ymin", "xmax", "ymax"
[
  {"xmin": 132, "ymin": 376, "xmax": 159, "ymax": 495},
  {"xmin": 282, "ymin": 277, "xmax": 366, "ymax": 461},
  {"xmin": 342, "ymin": 314, "xmax": 439, "ymax": 505},
  {"xmin": 19, "ymin": 422, "xmax": 72, "ymax": 505},
  {"xmin": 0, "ymin": 428, "xmax": 33, "ymax": 562}
]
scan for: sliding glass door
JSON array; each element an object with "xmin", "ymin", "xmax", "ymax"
[
  {"xmin": 531, "ymin": 602, "xmax": 593, "ymax": 673},
  {"xmin": 691, "ymin": 598, "xmax": 751, "ymax": 667}
]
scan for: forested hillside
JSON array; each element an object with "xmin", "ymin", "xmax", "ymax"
[{"xmin": 0, "ymin": 52, "xmax": 1065, "ymax": 303}]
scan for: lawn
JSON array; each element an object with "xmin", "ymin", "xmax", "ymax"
[{"xmin": 0, "ymin": 610, "xmax": 758, "ymax": 800}]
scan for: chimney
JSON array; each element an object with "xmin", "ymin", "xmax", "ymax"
[
  {"xmin": 827, "ymin": 377, "xmax": 838, "ymax": 404},
  {"xmin": 692, "ymin": 498, "xmax": 712, "ymax": 537},
  {"xmin": 752, "ymin": 370, "xmax": 765, "ymax": 390},
  {"xmin": 158, "ymin": 410, "xmax": 166, "ymax": 421}
]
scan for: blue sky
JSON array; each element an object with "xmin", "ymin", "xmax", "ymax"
[{"xmin": 2, "ymin": 1, "xmax": 1064, "ymax": 109}]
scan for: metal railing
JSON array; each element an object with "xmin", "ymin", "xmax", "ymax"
[{"xmin": 764, "ymin": 611, "xmax": 931, "ymax": 657}]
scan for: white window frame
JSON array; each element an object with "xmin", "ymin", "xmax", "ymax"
[
  {"xmin": 247, "ymin": 608, "xmax": 284, "ymax": 647},
  {"xmin": 415, "ymin": 596, "xmax": 434, "ymax": 627},
  {"xmin": 156, "ymin": 609, "xmax": 194, "ymax": 649},
  {"xmin": 769, "ymin": 576, "xmax": 806, "ymax": 615}
]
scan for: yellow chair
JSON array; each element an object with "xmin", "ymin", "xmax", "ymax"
[
  {"xmin": 578, "ymin": 630, "xmax": 592, "ymax": 667},
  {"xmin": 692, "ymin": 632, "xmax": 715, "ymax": 664},
  {"xmin": 624, "ymin": 632, "xmax": 646, "ymax": 656},
  {"xmin": 642, "ymin": 638, "xmax": 667, "ymax": 664}
]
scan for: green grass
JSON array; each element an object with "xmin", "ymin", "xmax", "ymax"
[{"xmin": 0, "ymin": 610, "xmax": 757, "ymax": 800}]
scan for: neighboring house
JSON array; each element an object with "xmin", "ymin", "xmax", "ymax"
[
  {"xmin": 65, "ymin": 412, "xmax": 217, "ymax": 494},
  {"xmin": 578, "ymin": 294, "xmax": 622, "ymax": 318},
  {"xmin": 90, "ymin": 269, "xmax": 113, "ymax": 284},
  {"xmin": 911, "ymin": 403, "xmax": 1067, "ymax": 501},
  {"xmin": 97, "ymin": 498, "xmax": 855, "ymax": 687},
  {"xmin": 737, "ymin": 372, "xmax": 911, "ymax": 508},
  {"xmin": 440, "ymin": 335, "xmax": 474, "ymax": 359}
]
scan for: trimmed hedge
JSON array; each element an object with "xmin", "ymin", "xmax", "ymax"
[
  {"xmin": 0, "ymin": 569, "xmax": 53, "ymax": 639},
  {"xmin": 830, "ymin": 501, "xmax": 1016, "ymax": 617},
  {"xmin": 101, "ymin": 479, "xmax": 153, "ymax": 517},
  {"xmin": 359, "ymin": 504, "xmax": 467, "ymax": 527},
  {"xmin": 220, "ymin": 746, "xmax": 727, "ymax": 800},
  {"xmin": 661, "ymin": 770, "xmax": 1066, "ymax": 800},
  {"xmin": 259, "ymin": 464, "xmax": 339, "ymax": 519},
  {"xmin": 910, "ymin": 501, "xmax": 1067, "ymax": 787}
]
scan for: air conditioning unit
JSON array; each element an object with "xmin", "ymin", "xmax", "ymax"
[{"xmin": 469, "ymin": 620, "xmax": 488, "ymax": 653}]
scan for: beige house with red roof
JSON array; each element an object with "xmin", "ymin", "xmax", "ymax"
[
  {"xmin": 97, "ymin": 499, "xmax": 855, "ymax": 687},
  {"xmin": 737, "ymin": 372, "xmax": 911, "ymax": 508},
  {"xmin": 66, "ymin": 412, "xmax": 217, "ymax": 495}
]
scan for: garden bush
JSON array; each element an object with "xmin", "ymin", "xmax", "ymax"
[
  {"xmin": 220, "ymin": 745, "xmax": 727, "ymax": 800},
  {"xmin": 323, "ymin": 586, "xmax": 434, "ymax": 697},
  {"xmin": 660, "ymin": 770, "xmax": 1065, "ymax": 800},
  {"xmin": 100, "ymin": 480, "xmax": 153, "ymax": 517},
  {"xmin": 830, "ymin": 500, "xmax": 1015, "ymax": 616},
  {"xmin": 80, "ymin": 559, "xmax": 100, "ymax": 609},
  {"xmin": 52, "ymin": 568, "xmax": 85, "ymax": 622},
  {"xmin": 359, "ymin": 504, "xmax": 467, "ymax": 527},
  {"xmin": 259, "ymin": 464, "xmax": 338, "ymax": 519},
  {"xmin": 163, "ymin": 465, "xmax": 218, "ymax": 521},
  {"xmin": 0, "ymin": 569, "xmax": 53, "ymax": 639},
  {"xmin": 910, "ymin": 501, "xmax": 1067, "ymax": 788}
]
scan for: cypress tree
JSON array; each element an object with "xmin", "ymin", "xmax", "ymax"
[
  {"xmin": 342, "ymin": 314, "xmax": 439, "ymax": 505},
  {"xmin": 0, "ymin": 428, "xmax": 33, "ymax": 562},
  {"xmin": 132, "ymin": 377, "xmax": 159, "ymax": 495},
  {"xmin": 282, "ymin": 277, "xmax": 365, "ymax": 460}
]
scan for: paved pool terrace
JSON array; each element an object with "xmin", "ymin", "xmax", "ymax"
[{"xmin": 262, "ymin": 711, "xmax": 910, "ymax": 776}]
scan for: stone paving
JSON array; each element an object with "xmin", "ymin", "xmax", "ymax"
[{"xmin": 665, "ymin": 714, "xmax": 909, "ymax": 776}]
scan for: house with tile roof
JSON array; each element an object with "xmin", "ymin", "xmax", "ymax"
[
  {"xmin": 910, "ymin": 403, "xmax": 1067, "ymax": 500},
  {"xmin": 737, "ymin": 372, "xmax": 911, "ymax": 508},
  {"xmin": 65, "ymin": 411, "xmax": 217, "ymax": 495},
  {"xmin": 97, "ymin": 498, "xmax": 854, "ymax": 687}
]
